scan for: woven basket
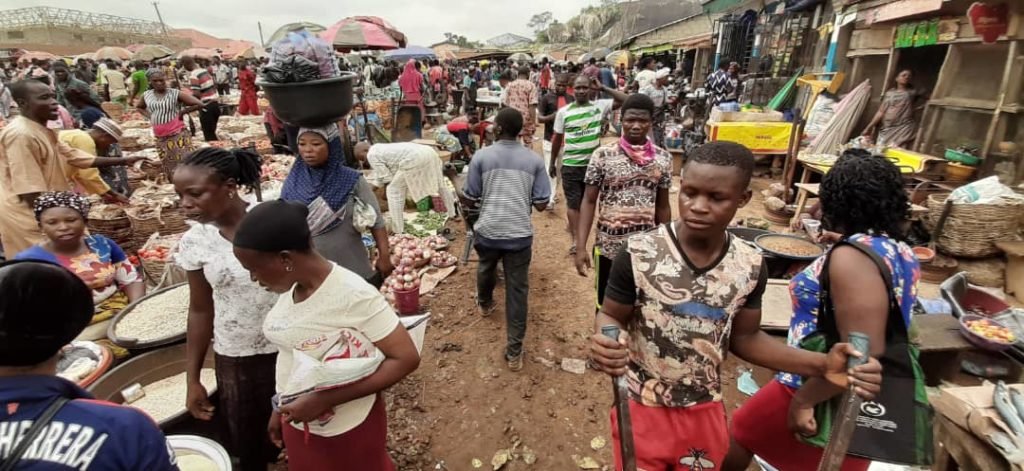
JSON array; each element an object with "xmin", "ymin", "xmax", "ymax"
[
  {"xmin": 101, "ymin": 102, "xmax": 125, "ymax": 121},
  {"xmin": 126, "ymin": 207, "xmax": 189, "ymax": 247},
  {"xmin": 140, "ymin": 257, "xmax": 169, "ymax": 284},
  {"xmin": 924, "ymin": 193, "xmax": 1024, "ymax": 258},
  {"xmin": 958, "ymin": 257, "xmax": 1007, "ymax": 288}
]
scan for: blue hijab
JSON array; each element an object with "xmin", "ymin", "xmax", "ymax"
[{"xmin": 281, "ymin": 125, "xmax": 361, "ymax": 213}]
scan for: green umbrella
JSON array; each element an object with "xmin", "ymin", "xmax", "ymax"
[{"xmin": 267, "ymin": 22, "xmax": 326, "ymax": 45}]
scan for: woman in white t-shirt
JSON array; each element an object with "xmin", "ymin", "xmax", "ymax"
[
  {"xmin": 173, "ymin": 147, "xmax": 281, "ymax": 471},
  {"xmin": 231, "ymin": 199, "xmax": 420, "ymax": 471}
]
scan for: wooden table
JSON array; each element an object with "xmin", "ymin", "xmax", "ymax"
[
  {"xmin": 933, "ymin": 414, "xmax": 1008, "ymax": 471},
  {"xmin": 915, "ymin": 313, "xmax": 989, "ymax": 386},
  {"xmin": 788, "ymin": 176, "xmax": 929, "ymax": 227}
]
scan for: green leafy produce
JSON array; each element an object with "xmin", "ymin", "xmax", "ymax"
[{"xmin": 406, "ymin": 212, "xmax": 447, "ymax": 237}]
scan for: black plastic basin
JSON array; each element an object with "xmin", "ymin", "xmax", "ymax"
[{"xmin": 257, "ymin": 72, "xmax": 357, "ymax": 127}]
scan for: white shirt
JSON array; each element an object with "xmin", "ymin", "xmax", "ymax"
[
  {"xmin": 364, "ymin": 142, "xmax": 439, "ymax": 188},
  {"xmin": 175, "ymin": 222, "xmax": 278, "ymax": 357},
  {"xmin": 263, "ymin": 264, "xmax": 401, "ymax": 436},
  {"xmin": 636, "ymin": 69, "xmax": 656, "ymax": 90}
]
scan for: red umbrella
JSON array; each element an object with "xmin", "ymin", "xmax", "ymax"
[{"xmin": 320, "ymin": 16, "xmax": 407, "ymax": 51}]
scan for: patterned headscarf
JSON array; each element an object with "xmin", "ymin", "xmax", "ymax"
[
  {"xmin": 281, "ymin": 124, "xmax": 361, "ymax": 227},
  {"xmin": 33, "ymin": 191, "xmax": 91, "ymax": 221}
]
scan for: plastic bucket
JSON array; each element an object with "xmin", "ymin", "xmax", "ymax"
[{"xmin": 393, "ymin": 287, "xmax": 420, "ymax": 315}]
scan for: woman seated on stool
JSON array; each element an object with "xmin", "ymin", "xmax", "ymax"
[{"xmin": 14, "ymin": 191, "xmax": 145, "ymax": 340}]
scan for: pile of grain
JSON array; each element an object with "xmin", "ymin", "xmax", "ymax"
[
  {"xmin": 114, "ymin": 285, "xmax": 189, "ymax": 343},
  {"xmin": 129, "ymin": 368, "xmax": 216, "ymax": 423}
]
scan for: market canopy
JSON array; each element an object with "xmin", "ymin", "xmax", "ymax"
[
  {"xmin": 382, "ymin": 46, "xmax": 435, "ymax": 61},
  {"xmin": 19, "ymin": 51, "xmax": 59, "ymax": 62},
  {"xmin": 94, "ymin": 46, "xmax": 132, "ymax": 62},
  {"xmin": 267, "ymin": 22, "xmax": 326, "ymax": 45},
  {"xmin": 580, "ymin": 47, "xmax": 612, "ymax": 63},
  {"xmin": 177, "ymin": 48, "xmax": 218, "ymax": 60},
  {"xmin": 507, "ymin": 52, "xmax": 532, "ymax": 62},
  {"xmin": 605, "ymin": 50, "xmax": 630, "ymax": 67},
  {"xmin": 131, "ymin": 45, "xmax": 175, "ymax": 62},
  {"xmin": 321, "ymin": 16, "xmax": 407, "ymax": 51},
  {"xmin": 232, "ymin": 46, "xmax": 268, "ymax": 60}
]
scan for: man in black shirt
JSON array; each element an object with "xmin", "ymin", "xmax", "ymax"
[{"xmin": 536, "ymin": 74, "xmax": 569, "ymax": 208}]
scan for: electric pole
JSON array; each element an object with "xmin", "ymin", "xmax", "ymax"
[
  {"xmin": 152, "ymin": 2, "xmax": 168, "ymax": 35},
  {"xmin": 258, "ymin": 21, "xmax": 265, "ymax": 48}
]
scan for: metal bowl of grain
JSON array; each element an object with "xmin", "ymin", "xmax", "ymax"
[
  {"xmin": 107, "ymin": 283, "xmax": 189, "ymax": 350},
  {"xmin": 88, "ymin": 343, "xmax": 217, "ymax": 430},
  {"xmin": 168, "ymin": 435, "xmax": 232, "ymax": 471},
  {"xmin": 755, "ymin": 234, "xmax": 824, "ymax": 261}
]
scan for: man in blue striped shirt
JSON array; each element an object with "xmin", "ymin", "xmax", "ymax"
[{"xmin": 462, "ymin": 108, "xmax": 551, "ymax": 372}]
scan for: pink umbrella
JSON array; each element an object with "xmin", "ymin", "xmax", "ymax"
[
  {"xmin": 320, "ymin": 16, "xmax": 407, "ymax": 51},
  {"xmin": 177, "ymin": 48, "xmax": 218, "ymax": 60},
  {"xmin": 19, "ymin": 50, "xmax": 58, "ymax": 62}
]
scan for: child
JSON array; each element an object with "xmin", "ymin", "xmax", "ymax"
[{"xmin": 589, "ymin": 142, "xmax": 883, "ymax": 470}]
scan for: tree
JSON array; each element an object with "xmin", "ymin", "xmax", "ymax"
[
  {"xmin": 527, "ymin": 11, "xmax": 554, "ymax": 34},
  {"xmin": 442, "ymin": 32, "xmax": 483, "ymax": 48}
]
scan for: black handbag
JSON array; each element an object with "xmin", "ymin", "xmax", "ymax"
[{"xmin": 798, "ymin": 240, "xmax": 933, "ymax": 466}]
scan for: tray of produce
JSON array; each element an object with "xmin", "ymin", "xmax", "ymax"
[
  {"xmin": 960, "ymin": 314, "xmax": 1017, "ymax": 351},
  {"xmin": 107, "ymin": 283, "xmax": 190, "ymax": 349},
  {"xmin": 754, "ymin": 234, "xmax": 824, "ymax": 261}
]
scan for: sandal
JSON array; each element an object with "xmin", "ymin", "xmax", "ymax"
[{"xmin": 569, "ymin": 244, "xmax": 577, "ymax": 256}]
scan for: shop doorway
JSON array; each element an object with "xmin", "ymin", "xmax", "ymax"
[{"xmin": 894, "ymin": 44, "xmax": 948, "ymax": 99}]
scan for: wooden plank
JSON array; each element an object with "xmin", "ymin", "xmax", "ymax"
[
  {"xmin": 914, "ymin": 313, "xmax": 972, "ymax": 353},
  {"xmin": 933, "ymin": 44, "xmax": 959, "ymax": 100},
  {"xmin": 983, "ymin": 41, "xmax": 1019, "ymax": 157},
  {"xmin": 880, "ymin": 46, "xmax": 900, "ymax": 100}
]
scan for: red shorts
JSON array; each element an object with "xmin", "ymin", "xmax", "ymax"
[
  {"xmin": 611, "ymin": 400, "xmax": 728, "ymax": 471},
  {"xmin": 282, "ymin": 394, "xmax": 394, "ymax": 471},
  {"xmin": 732, "ymin": 379, "xmax": 870, "ymax": 471}
]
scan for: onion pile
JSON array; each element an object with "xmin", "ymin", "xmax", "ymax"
[{"xmin": 379, "ymin": 234, "xmax": 453, "ymax": 303}]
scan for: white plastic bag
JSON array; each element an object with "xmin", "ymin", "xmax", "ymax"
[
  {"xmin": 279, "ymin": 328, "xmax": 384, "ymax": 403},
  {"xmin": 948, "ymin": 176, "xmax": 1024, "ymax": 204}
]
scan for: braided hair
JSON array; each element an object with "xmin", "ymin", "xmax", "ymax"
[
  {"xmin": 819, "ymin": 149, "xmax": 909, "ymax": 240},
  {"xmin": 178, "ymin": 147, "xmax": 262, "ymax": 191}
]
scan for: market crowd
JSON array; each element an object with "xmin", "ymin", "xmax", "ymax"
[{"xmin": 0, "ymin": 39, "xmax": 920, "ymax": 471}]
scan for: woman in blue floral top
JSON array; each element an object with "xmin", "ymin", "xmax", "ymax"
[{"xmin": 725, "ymin": 151, "xmax": 920, "ymax": 471}]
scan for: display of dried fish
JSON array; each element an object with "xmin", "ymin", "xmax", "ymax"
[{"xmin": 995, "ymin": 381, "xmax": 1024, "ymax": 437}]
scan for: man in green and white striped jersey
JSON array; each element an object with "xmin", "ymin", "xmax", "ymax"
[{"xmin": 550, "ymin": 75, "xmax": 628, "ymax": 254}]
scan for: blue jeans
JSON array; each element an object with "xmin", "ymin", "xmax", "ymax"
[{"xmin": 476, "ymin": 244, "xmax": 532, "ymax": 358}]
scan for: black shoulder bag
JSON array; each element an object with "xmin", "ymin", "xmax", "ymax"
[
  {"xmin": 0, "ymin": 397, "xmax": 70, "ymax": 471},
  {"xmin": 798, "ymin": 240, "xmax": 933, "ymax": 466}
]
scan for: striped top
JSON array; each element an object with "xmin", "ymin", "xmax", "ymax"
[
  {"xmin": 463, "ymin": 141, "xmax": 551, "ymax": 251},
  {"xmin": 553, "ymin": 99, "xmax": 613, "ymax": 166},
  {"xmin": 142, "ymin": 89, "xmax": 181, "ymax": 126},
  {"xmin": 189, "ymin": 68, "xmax": 218, "ymax": 103}
]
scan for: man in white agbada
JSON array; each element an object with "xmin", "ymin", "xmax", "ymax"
[{"xmin": 354, "ymin": 142, "xmax": 456, "ymax": 234}]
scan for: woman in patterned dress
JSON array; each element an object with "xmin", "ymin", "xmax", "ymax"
[{"xmin": 727, "ymin": 150, "xmax": 921, "ymax": 471}]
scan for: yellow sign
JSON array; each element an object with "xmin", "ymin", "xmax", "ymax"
[{"xmin": 707, "ymin": 122, "xmax": 793, "ymax": 154}]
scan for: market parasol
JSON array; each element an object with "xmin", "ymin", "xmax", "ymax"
[
  {"xmin": 533, "ymin": 53, "xmax": 555, "ymax": 64},
  {"xmin": 72, "ymin": 52, "xmax": 96, "ymax": 62},
  {"xmin": 320, "ymin": 16, "xmax": 407, "ymax": 51},
  {"xmin": 382, "ymin": 45, "xmax": 435, "ymax": 61},
  {"xmin": 507, "ymin": 52, "xmax": 532, "ymax": 62},
  {"xmin": 232, "ymin": 46, "xmax": 268, "ymax": 60},
  {"xmin": 94, "ymin": 47, "xmax": 133, "ymax": 61},
  {"xmin": 177, "ymin": 48, "xmax": 218, "ymax": 60},
  {"xmin": 605, "ymin": 50, "xmax": 630, "ymax": 67},
  {"xmin": 131, "ymin": 45, "xmax": 175, "ymax": 62},
  {"xmin": 267, "ymin": 22, "xmax": 326, "ymax": 45},
  {"xmin": 18, "ymin": 51, "xmax": 58, "ymax": 62}
]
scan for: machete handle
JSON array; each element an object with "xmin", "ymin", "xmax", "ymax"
[
  {"xmin": 601, "ymin": 325, "xmax": 621, "ymax": 342},
  {"xmin": 846, "ymin": 332, "xmax": 870, "ymax": 369}
]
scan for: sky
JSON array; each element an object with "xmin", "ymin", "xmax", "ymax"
[{"xmin": 10, "ymin": 1, "xmax": 600, "ymax": 47}]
